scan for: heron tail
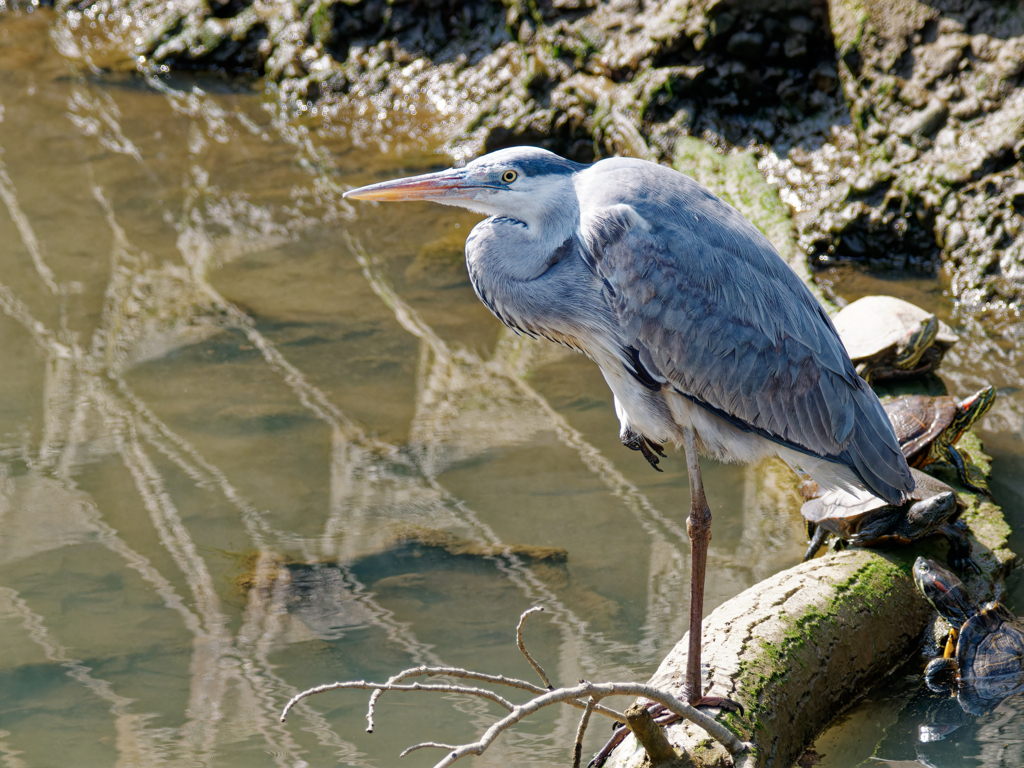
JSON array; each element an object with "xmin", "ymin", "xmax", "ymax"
[{"xmin": 839, "ymin": 379, "xmax": 916, "ymax": 505}]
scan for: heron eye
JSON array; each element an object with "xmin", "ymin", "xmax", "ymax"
[{"xmin": 501, "ymin": 170, "xmax": 518, "ymax": 183}]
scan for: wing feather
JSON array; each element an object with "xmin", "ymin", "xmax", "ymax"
[{"xmin": 577, "ymin": 166, "xmax": 912, "ymax": 503}]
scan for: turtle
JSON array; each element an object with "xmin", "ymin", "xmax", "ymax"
[
  {"xmin": 833, "ymin": 296, "xmax": 959, "ymax": 384},
  {"xmin": 801, "ymin": 468, "xmax": 975, "ymax": 570},
  {"xmin": 884, "ymin": 386, "xmax": 996, "ymax": 494},
  {"xmin": 914, "ymin": 557, "xmax": 1024, "ymax": 715}
]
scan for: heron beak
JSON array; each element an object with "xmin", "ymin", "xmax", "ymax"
[{"xmin": 343, "ymin": 168, "xmax": 469, "ymax": 202}]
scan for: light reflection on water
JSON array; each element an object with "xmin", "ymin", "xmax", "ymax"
[{"xmin": 0, "ymin": 9, "xmax": 1021, "ymax": 768}]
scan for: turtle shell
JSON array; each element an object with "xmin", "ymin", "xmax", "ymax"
[
  {"xmin": 834, "ymin": 296, "xmax": 958, "ymax": 363},
  {"xmin": 801, "ymin": 484, "xmax": 890, "ymax": 537},
  {"xmin": 802, "ymin": 469, "xmax": 960, "ymax": 539},
  {"xmin": 884, "ymin": 394, "xmax": 958, "ymax": 464},
  {"xmin": 956, "ymin": 603, "xmax": 1024, "ymax": 713}
]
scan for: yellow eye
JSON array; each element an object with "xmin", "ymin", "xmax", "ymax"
[{"xmin": 501, "ymin": 170, "xmax": 518, "ymax": 183}]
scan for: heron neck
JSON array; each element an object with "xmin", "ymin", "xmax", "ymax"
[
  {"xmin": 470, "ymin": 214, "xmax": 577, "ymax": 282},
  {"xmin": 464, "ymin": 216, "xmax": 610, "ymax": 350}
]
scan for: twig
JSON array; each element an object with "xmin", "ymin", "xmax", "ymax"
[
  {"xmin": 400, "ymin": 742, "xmax": 459, "ymax": 757},
  {"xmin": 410, "ymin": 681, "xmax": 748, "ymax": 768},
  {"xmin": 280, "ymin": 680, "xmax": 516, "ymax": 721},
  {"xmin": 280, "ymin": 615, "xmax": 751, "ymax": 768},
  {"xmin": 572, "ymin": 696, "xmax": 597, "ymax": 768},
  {"xmin": 287, "ymin": 679, "xmax": 750, "ymax": 767},
  {"xmin": 363, "ymin": 664, "xmax": 624, "ymax": 731},
  {"xmin": 516, "ymin": 606, "xmax": 553, "ymax": 689}
]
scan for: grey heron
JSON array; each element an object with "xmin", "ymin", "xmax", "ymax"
[{"xmin": 344, "ymin": 146, "xmax": 914, "ymax": 713}]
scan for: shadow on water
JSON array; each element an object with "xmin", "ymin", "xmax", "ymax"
[{"xmin": 1, "ymin": 7, "xmax": 1023, "ymax": 768}]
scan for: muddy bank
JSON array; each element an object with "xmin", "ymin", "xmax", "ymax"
[{"xmin": 60, "ymin": 0, "xmax": 1024, "ymax": 316}]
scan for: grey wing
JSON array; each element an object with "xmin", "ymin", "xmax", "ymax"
[{"xmin": 581, "ymin": 200, "xmax": 913, "ymax": 505}]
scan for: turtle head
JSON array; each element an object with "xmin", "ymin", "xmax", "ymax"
[
  {"xmin": 949, "ymin": 385, "xmax": 996, "ymax": 439},
  {"xmin": 905, "ymin": 491, "xmax": 958, "ymax": 531},
  {"xmin": 914, "ymin": 557, "xmax": 978, "ymax": 628},
  {"xmin": 924, "ymin": 656, "xmax": 959, "ymax": 695},
  {"xmin": 894, "ymin": 313, "xmax": 939, "ymax": 371}
]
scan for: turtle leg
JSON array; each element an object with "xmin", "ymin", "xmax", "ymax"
[
  {"xmin": 803, "ymin": 524, "xmax": 829, "ymax": 562},
  {"xmin": 944, "ymin": 445, "xmax": 989, "ymax": 495},
  {"xmin": 847, "ymin": 508, "xmax": 904, "ymax": 549},
  {"xmin": 924, "ymin": 657, "xmax": 959, "ymax": 695},
  {"xmin": 940, "ymin": 520, "xmax": 980, "ymax": 574},
  {"xmin": 943, "ymin": 628, "xmax": 958, "ymax": 659}
]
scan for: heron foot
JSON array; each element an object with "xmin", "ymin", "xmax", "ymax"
[
  {"xmin": 691, "ymin": 695, "xmax": 744, "ymax": 716},
  {"xmin": 621, "ymin": 427, "xmax": 666, "ymax": 472},
  {"xmin": 588, "ymin": 696, "xmax": 743, "ymax": 768}
]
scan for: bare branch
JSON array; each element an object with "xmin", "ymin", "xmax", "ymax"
[
  {"xmin": 279, "ymin": 615, "xmax": 750, "ymax": 768},
  {"xmin": 363, "ymin": 664, "xmax": 625, "ymax": 731},
  {"xmin": 280, "ymin": 680, "xmax": 516, "ymax": 723},
  {"xmin": 572, "ymin": 696, "xmax": 597, "ymax": 768},
  {"xmin": 400, "ymin": 742, "xmax": 459, "ymax": 757},
  {"xmin": 427, "ymin": 680, "xmax": 749, "ymax": 768},
  {"xmin": 516, "ymin": 606, "xmax": 553, "ymax": 689}
]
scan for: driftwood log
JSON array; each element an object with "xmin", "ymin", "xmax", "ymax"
[{"xmin": 605, "ymin": 472, "xmax": 1015, "ymax": 768}]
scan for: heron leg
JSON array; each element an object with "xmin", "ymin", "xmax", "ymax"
[{"xmin": 681, "ymin": 428, "xmax": 742, "ymax": 713}]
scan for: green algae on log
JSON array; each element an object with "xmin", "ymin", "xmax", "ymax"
[{"xmin": 603, "ymin": 447, "xmax": 1014, "ymax": 768}]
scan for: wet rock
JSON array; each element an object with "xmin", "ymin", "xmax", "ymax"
[
  {"xmin": 727, "ymin": 30, "xmax": 765, "ymax": 60},
  {"xmin": 763, "ymin": 0, "xmax": 1024, "ymax": 312},
  {"xmin": 893, "ymin": 98, "xmax": 949, "ymax": 138}
]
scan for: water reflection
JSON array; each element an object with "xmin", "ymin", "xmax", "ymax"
[{"xmin": 0, "ymin": 9, "xmax": 808, "ymax": 767}]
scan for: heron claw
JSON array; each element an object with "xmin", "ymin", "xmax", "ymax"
[
  {"xmin": 693, "ymin": 695, "xmax": 744, "ymax": 717},
  {"xmin": 621, "ymin": 428, "xmax": 666, "ymax": 472}
]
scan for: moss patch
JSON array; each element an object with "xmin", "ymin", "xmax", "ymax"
[{"xmin": 732, "ymin": 555, "xmax": 907, "ymax": 737}]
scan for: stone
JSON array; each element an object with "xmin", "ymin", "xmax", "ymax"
[
  {"xmin": 893, "ymin": 99, "xmax": 949, "ymax": 138},
  {"xmin": 726, "ymin": 30, "xmax": 765, "ymax": 60}
]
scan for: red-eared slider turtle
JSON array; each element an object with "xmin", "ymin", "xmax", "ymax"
[
  {"xmin": 834, "ymin": 296, "xmax": 958, "ymax": 383},
  {"xmin": 802, "ymin": 468, "xmax": 974, "ymax": 570},
  {"xmin": 914, "ymin": 557, "xmax": 1024, "ymax": 715},
  {"xmin": 885, "ymin": 386, "xmax": 996, "ymax": 494}
]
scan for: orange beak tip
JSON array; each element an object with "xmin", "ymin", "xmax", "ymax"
[{"xmin": 343, "ymin": 171, "xmax": 467, "ymax": 203}]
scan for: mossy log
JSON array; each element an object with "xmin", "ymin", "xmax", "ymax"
[{"xmin": 604, "ymin": 488, "xmax": 1014, "ymax": 768}]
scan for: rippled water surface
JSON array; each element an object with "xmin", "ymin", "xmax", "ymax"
[{"xmin": 1, "ymin": 9, "xmax": 1023, "ymax": 768}]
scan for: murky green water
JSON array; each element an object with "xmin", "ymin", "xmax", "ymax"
[{"xmin": 0, "ymin": 9, "xmax": 1022, "ymax": 768}]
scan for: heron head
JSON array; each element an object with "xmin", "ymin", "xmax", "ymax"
[{"xmin": 344, "ymin": 147, "xmax": 583, "ymax": 228}]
